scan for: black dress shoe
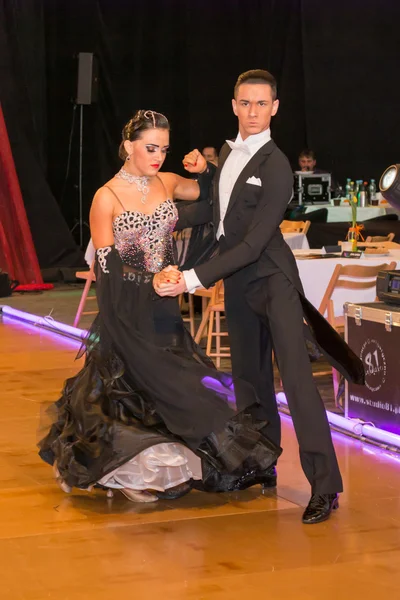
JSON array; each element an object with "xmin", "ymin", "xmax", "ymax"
[
  {"xmin": 155, "ymin": 480, "xmax": 193, "ymax": 500},
  {"xmin": 261, "ymin": 465, "xmax": 277, "ymax": 488},
  {"xmin": 234, "ymin": 466, "xmax": 277, "ymax": 491},
  {"xmin": 302, "ymin": 493, "xmax": 339, "ymax": 524}
]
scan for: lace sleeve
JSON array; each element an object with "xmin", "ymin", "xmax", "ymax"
[{"xmin": 96, "ymin": 246, "xmax": 113, "ymax": 274}]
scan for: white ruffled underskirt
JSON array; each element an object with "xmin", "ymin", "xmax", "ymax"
[{"xmin": 98, "ymin": 442, "xmax": 202, "ymax": 492}]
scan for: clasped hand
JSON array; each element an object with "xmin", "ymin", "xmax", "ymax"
[{"xmin": 153, "ymin": 265, "xmax": 187, "ymax": 297}]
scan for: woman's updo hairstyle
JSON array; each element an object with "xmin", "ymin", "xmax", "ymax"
[{"xmin": 119, "ymin": 110, "xmax": 170, "ymax": 160}]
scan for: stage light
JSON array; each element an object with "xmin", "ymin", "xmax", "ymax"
[{"xmin": 379, "ymin": 164, "xmax": 400, "ymax": 210}]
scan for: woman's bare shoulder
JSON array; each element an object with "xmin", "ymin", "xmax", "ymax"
[
  {"xmin": 96, "ymin": 177, "xmax": 118, "ymax": 194},
  {"xmin": 158, "ymin": 171, "xmax": 178, "ymax": 184},
  {"xmin": 91, "ymin": 180, "xmax": 117, "ymax": 209}
]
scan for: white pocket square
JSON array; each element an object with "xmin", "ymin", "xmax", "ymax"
[{"xmin": 246, "ymin": 176, "xmax": 262, "ymax": 187}]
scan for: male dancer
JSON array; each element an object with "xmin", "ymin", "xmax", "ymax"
[{"xmin": 155, "ymin": 69, "xmax": 363, "ymax": 524}]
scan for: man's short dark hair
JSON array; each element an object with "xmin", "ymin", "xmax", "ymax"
[
  {"xmin": 234, "ymin": 69, "xmax": 277, "ymax": 100},
  {"xmin": 299, "ymin": 149, "xmax": 316, "ymax": 160}
]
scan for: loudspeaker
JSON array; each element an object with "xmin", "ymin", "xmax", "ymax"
[
  {"xmin": 0, "ymin": 272, "xmax": 18, "ymax": 297},
  {"xmin": 76, "ymin": 52, "xmax": 98, "ymax": 105}
]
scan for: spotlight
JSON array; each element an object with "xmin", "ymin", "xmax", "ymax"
[{"xmin": 379, "ymin": 164, "xmax": 400, "ymax": 210}]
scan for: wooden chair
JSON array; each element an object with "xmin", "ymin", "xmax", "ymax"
[
  {"xmin": 179, "ymin": 294, "xmax": 195, "ymax": 336},
  {"xmin": 73, "ymin": 261, "xmax": 98, "ymax": 327},
  {"xmin": 318, "ymin": 261, "xmax": 396, "ymax": 404},
  {"xmin": 194, "ymin": 281, "xmax": 230, "ymax": 368},
  {"xmin": 194, "ymin": 287, "xmax": 213, "ymax": 317},
  {"xmin": 365, "ymin": 233, "xmax": 395, "ymax": 243},
  {"xmin": 179, "ymin": 286, "xmax": 214, "ymax": 338},
  {"xmin": 280, "ymin": 219, "xmax": 311, "ymax": 235}
]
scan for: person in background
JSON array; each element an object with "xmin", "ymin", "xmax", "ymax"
[
  {"xmin": 202, "ymin": 146, "xmax": 219, "ymax": 166},
  {"xmin": 298, "ymin": 149, "xmax": 339, "ymax": 195},
  {"xmin": 298, "ymin": 149, "xmax": 319, "ymax": 173}
]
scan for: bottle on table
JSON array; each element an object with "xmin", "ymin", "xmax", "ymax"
[
  {"xmin": 368, "ymin": 179, "xmax": 377, "ymax": 205},
  {"xmin": 354, "ymin": 180, "xmax": 360, "ymax": 204},
  {"xmin": 359, "ymin": 182, "xmax": 367, "ymax": 207},
  {"xmin": 349, "ymin": 180, "xmax": 355, "ymax": 202},
  {"xmin": 345, "ymin": 178, "xmax": 352, "ymax": 200},
  {"xmin": 334, "ymin": 185, "xmax": 343, "ymax": 205}
]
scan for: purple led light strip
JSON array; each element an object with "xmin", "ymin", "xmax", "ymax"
[
  {"xmin": 1, "ymin": 305, "xmax": 400, "ymax": 451},
  {"xmin": 0, "ymin": 305, "xmax": 88, "ymax": 341},
  {"xmin": 276, "ymin": 392, "xmax": 400, "ymax": 451}
]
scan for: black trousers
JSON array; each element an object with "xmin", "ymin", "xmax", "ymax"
[{"xmin": 223, "ymin": 267, "xmax": 343, "ymax": 495}]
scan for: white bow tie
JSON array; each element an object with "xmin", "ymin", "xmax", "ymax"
[{"xmin": 226, "ymin": 140, "xmax": 251, "ymax": 155}]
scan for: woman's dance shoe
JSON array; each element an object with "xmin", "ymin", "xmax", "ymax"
[
  {"xmin": 120, "ymin": 489, "xmax": 159, "ymax": 503},
  {"xmin": 53, "ymin": 463, "xmax": 72, "ymax": 494}
]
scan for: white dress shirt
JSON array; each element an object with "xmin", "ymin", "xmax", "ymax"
[{"xmin": 183, "ymin": 128, "xmax": 271, "ymax": 293}]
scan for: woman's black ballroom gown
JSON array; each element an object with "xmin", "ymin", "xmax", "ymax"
[{"xmin": 38, "ymin": 198, "xmax": 281, "ymax": 495}]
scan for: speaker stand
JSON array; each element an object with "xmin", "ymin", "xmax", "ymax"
[{"xmin": 70, "ymin": 104, "xmax": 89, "ymax": 248}]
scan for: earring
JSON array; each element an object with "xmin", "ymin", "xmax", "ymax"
[{"xmin": 126, "ymin": 154, "xmax": 131, "ymax": 161}]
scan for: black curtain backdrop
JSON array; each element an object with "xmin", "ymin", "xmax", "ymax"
[
  {"xmin": 301, "ymin": 0, "xmax": 400, "ymax": 184},
  {"xmin": 1, "ymin": 0, "xmax": 400, "ymax": 267},
  {"xmin": 0, "ymin": 0, "xmax": 84, "ymax": 268}
]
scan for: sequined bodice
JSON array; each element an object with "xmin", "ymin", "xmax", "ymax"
[{"xmin": 112, "ymin": 198, "xmax": 178, "ymax": 273}]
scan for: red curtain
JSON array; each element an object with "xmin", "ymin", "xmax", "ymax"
[{"xmin": 0, "ymin": 104, "xmax": 43, "ymax": 284}]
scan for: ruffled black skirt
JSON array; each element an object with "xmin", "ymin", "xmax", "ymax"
[{"xmin": 38, "ymin": 249, "xmax": 281, "ymax": 493}]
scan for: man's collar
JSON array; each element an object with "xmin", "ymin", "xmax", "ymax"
[{"xmin": 234, "ymin": 128, "xmax": 271, "ymax": 146}]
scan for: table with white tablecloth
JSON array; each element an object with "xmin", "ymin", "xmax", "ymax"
[
  {"xmin": 294, "ymin": 249, "xmax": 400, "ymax": 316},
  {"xmin": 283, "ymin": 232, "xmax": 310, "ymax": 250},
  {"xmin": 303, "ymin": 204, "xmax": 390, "ymax": 223}
]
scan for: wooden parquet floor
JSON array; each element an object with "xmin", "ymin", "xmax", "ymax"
[{"xmin": 1, "ymin": 309, "xmax": 400, "ymax": 599}]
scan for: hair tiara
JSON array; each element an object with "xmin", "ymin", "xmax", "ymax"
[{"xmin": 142, "ymin": 110, "xmax": 167, "ymax": 127}]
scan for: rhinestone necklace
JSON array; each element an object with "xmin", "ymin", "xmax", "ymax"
[{"xmin": 115, "ymin": 167, "xmax": 150, "ymax": 204}]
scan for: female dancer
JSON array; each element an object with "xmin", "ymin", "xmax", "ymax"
[{"xmin": 39, "ymin": 110, "xmax": 280, "ymax": 502}]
